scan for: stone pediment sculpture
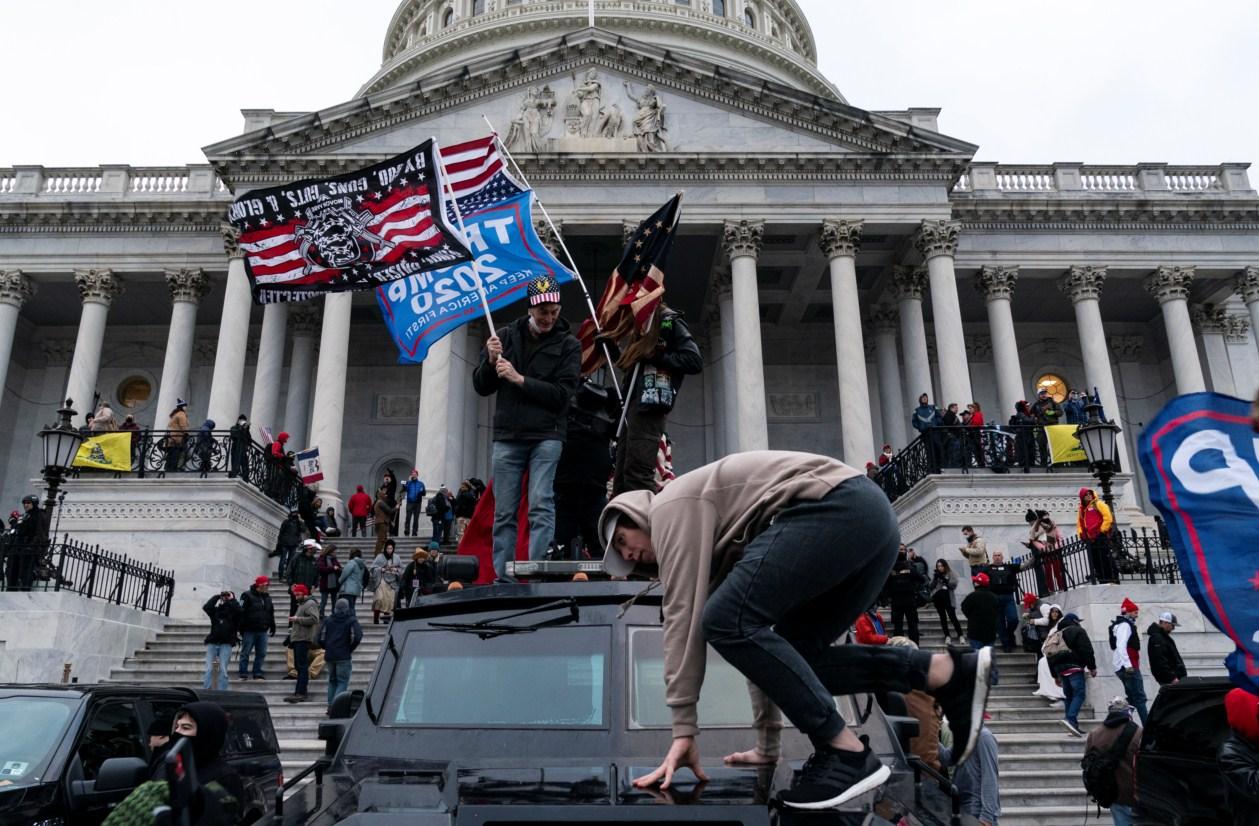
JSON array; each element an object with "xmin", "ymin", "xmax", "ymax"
[{"xmin": 504, "ymin": 84, "xmax": 557, "ymax": 152}]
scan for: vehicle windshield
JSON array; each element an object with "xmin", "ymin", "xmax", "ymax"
[
  {"xmin": 382, "ymin": 626, "xmax": 609, "ymax": 727},
  {"xmin": 0, "ymin": 696, "xmax": 78, "ymax": 786},
  {"xmin": 629, "ymin": 627, "xmax": 753, "ymax": 728}
]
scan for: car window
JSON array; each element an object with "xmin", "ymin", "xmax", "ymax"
[
  {"xmin": 223, "ymin": 706, "xmax": 278, "ymax": 755},
  {"xmin": 0, "ymin": 696, "xmax": 78, "ymax": 786},
  {"xmin": 382, "ymin": 627, "xmax": 609, "ymax": 727},
  {"xmin": 1146, "ymin": 692, "xmax": 1230, "ymax": 759},
  {"xmin": 77, "ymin": 702, "xmax": 144, "ymax": 780},
  {"xmin": 629, "ymin": 627, "xmax": 753, "ymax": 728}
]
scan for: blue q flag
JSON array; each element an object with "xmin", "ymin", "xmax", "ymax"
[
  {"xmin": 375, "ymin": 190, "xmax": 573, "ymax": 363},
  {"xmin": 1138, "ymin": 392, "xmax": 1259, "ymax": 694}
]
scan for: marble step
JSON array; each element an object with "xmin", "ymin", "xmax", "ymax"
[{"xmin": 998, "ymin": 806, "xmax": 1109, "ymax": 826}]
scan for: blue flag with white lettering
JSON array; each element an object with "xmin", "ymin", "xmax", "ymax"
[
  {"xmin": 375, "ymin": 190, "xmax": 574, "ymax": 363},
  {"xmin": 1139, "ymin": 392, "xmax": 1259, "ymax": 694}
]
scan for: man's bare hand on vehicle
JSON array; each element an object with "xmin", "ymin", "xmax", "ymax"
[{"xmin": 634, "ymin": 736, "xmax": 709, "ymax": 789}]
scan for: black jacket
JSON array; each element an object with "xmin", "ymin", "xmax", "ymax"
[
  {"xmin": 960, "ymin": 588, "xmax": 1000, "ymax": 644},
  {"xmin": 1146, "ymin": 622, "xmax": 1187, "ymax": 685},
  {"xmin": 630, "ymin": 309, "xmax": 703, "ymax": 396},
  {"xmin": 202, "ymin": 595, "xmax": 241, "ymax": 646},
  {"xmin": 1048, "ymin": 616, "xmax": 1097, "ymax": 676},
  {"xmin": 317, "ymin": 599, "xmax": 363, "ymax": 663},
  {"xmin": 1219, "ymin": 732, "xmax": 1259, "ymax": 825},
  {"xmin": 454, "ymin": 489, "xmax": 478, "ymax": 519},
  {"xmin": 986, "ymin": 563, "xmax": 1019, "ymax": 595},
  {"xmin": 287, "ymin": 551, "xmax": 319, "ymax": 589},
  {"xmin": 239, "ymin": 587, "xmax": 276, "ymax": 634},
  {"xmin": 473, "ymin": 315, "xmax": 581, "ymax": 442},
  {"xmin": 885, "ymin": 566, "xmax": 923, "ymax": 606},
  {"xmin": 277, "ymin": 515, "xmax": 303, "ymax": 547}
]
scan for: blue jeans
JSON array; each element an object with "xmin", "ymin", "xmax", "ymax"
[
  {"xmin": 238, "ymin": 631, "xmax": 268, "ymax": 677},
  {"xmin": 203, "ymin": 643, "xmax": 232, "ymax": 690},
  {"xmin": 701, "ymin": 478, "xmax": 934, "ymax": 745},
  {"xmin": 1116, "ymin": 668, "xmax": 1149, "ymax": 725},
  {"xmin": 1062, "ymin": 671, "xmax": 1086, "ymax": 726},
  {"xmin": 491, "ymin": 439, "xmax": 563, "ymax": 580},
  {"xmin": 997, "ymin": 593, "xmax": 1018, "ymax": 652},
  {"xmin": 326, "ymin": 659, "xmax": 353, "ymax": 707},
  {"xmin": 1110, "ymin": 803, "xmax": 1133, "ymax": 826}
]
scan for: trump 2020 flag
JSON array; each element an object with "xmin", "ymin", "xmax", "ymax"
[
  {"xmin": 228, "ymin": 139, "xmax": 473, "ymax": 304},
  {"xmin": 1139, "ymin": 392, "xmax": 1259, "ymax": 694},
  {"xmin": 376, "ymin": 191, "xmax": 574, "ymax": 364}
]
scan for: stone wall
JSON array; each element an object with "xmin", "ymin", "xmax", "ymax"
[{"xmin": 0, "ymin": 590, "xmax": 166, "ymax": 684}]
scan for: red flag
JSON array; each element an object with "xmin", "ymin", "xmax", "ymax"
[{"xmin": 455, "ymin": 480, "xmax": 529, "ymax": 584}]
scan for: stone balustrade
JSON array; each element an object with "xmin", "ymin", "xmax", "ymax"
[
  {"xmin": 0, "ymin": 164, "xmax": 228, "ymax": 199},
  {"xmin": 954, "ymin": 161, "xmax": 1252, "ymax": 195}
]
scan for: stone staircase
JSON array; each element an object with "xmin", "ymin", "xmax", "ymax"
[{"xmin": 106, "ymin": 576, "xmax": 1226, "ymax": 825}]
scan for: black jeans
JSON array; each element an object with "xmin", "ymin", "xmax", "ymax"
[
  {"xmin": 351, "ymin": 516, "xmax": 366, "ymax": 537},
  {"xmin": 933, "ymin": 597, "xmax": 963, "ymax": 638},
  {"xmin": 890, "ymin": 599, "xmax": 920, "ymax": 645},
  {"xmin": 701, "ymin": 477, "xmax": 934, "ymax": 746},
  {"xmin": 612, "ymin": 396, "xmax": 665, "ymax": 496},
  {"xmin": 1087, "ymin": 535, "xmax": 1116, "ymax": 583},
  {"xmin": 293, "ymin": 641, "xmax": 310, "ymax": 696},
  {"xmin": 405, "ymin": 502, "xmax": 422, "ymax": 536}
]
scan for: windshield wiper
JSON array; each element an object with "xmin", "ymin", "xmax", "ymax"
[{"xmin": 429, "ymin": 598, "xmax": 580, "ymax": 639}]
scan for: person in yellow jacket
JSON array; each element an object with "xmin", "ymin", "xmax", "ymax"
[{"xmin": 1076, "ymin": 487, "xmax": 1115, "ymax": 584}]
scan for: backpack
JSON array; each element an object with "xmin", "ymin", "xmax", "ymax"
[
  {"xmin": 425, "ymin": 499, "xmax": 437, "ymax": 517},
  {"xmin": 1041, "ymin": 627, "xmax": 1069, "ymax": 659},
  {"xmin": 1081, "ymin": 721, "xmax": 1138, "ymax": 808}
]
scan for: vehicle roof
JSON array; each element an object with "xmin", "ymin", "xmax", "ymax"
[
  {"xmin": 0, "ymin": 684, "xmax": 197, "ymax": 700},
  {"xmin": 395, "ymin": 580, "xmax": 661, "ymax": 621}
]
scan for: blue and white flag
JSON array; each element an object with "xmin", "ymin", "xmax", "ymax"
[
  {"xmin": 1139, "ymin": 392, "xmax": 1259, "ymax": 694},
  {"xmin": 375, "ymin": 190, "xmax": 573, "ymax": 363}
]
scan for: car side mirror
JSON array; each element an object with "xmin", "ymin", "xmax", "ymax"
[
  {"xmin": 94, "ymin": 756, "xmax": 150, "ymax": 793},
  {"xmin": 328, "ymin": 689, "xmax": 363, "ymax": 720},
  {"xmin": 885, "ymin": 715, "xmax": 920, "ymax": 756},
  {"xmin": 318, "ymin": 721, "xmax": 347, "ymax": 757}
]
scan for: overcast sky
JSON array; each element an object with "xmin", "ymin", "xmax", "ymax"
[{"xmin": 1, "ymin": 0, "xmax": 1255, "ymax": 167}]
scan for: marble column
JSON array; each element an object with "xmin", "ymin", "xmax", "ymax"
[
  {"xmin": 282, "ymin": 305, "xmax": 320, "ymax": 450},
  {"xmin": 1233, "ymin": 267, "xmax": 1259, "ymax": 360},
  {"xmin": 153, "ymin": 269, "xmax": 209, "ymax": 428},
  {"xmin": 975, "ymin": 266, "xmax": 1025, "ymax": 418},
  {"xmin": 1191, "ymin": 304, "xmax": 1236, "ymax": 396},
  {"xmin": 870, "ymin": 305, "xmax": 908, "ymax": 449},
  {"xmin": 890, "ymin": 265, "xmax": 933, "ymax": 411},
  {"xmin": 915, "ymin": 220, "xmax": 972, "ymax": 407},
  {"xmin": 1226, "ymin": 316, "xmax": 1259, "ymax": 398},
  {"xmin": 714, "ymin": 271, "xmax": 739, "ymax": 455},
  {"xmin": 820, "ymin": 219, "xmax": 873, "ymax": 463},
  {"xmin": 1059, "ymin": 266, "xmax": 1130, "ymax": 469},
  {"xmin": 1144, "ymin": 266, "xmax": 1205, "ymax": 394},
  {"xmin": 306, "ymin": 292, "xmax": 353, "ymax": 511},
  {"xmin": 207, "ymin": 225, "xmax": 256, "ymax": 426},
  {"xmin": 0, "ymin": 271, "xmax": 36, "ymax": 421},
  {"xmin": 65, "ymin": 269, "xmax": 124, "ymax": 422},
  {"xmin": 248, "ymin": 303, "xmax": 289, "ymax": 440},
  {"xmin": 722, "ymin": 220, "xmax": 769, "ymax": 452},
  {"xmin": 415, "ymin": 328, "xmax": 468, "ymax": 490}
]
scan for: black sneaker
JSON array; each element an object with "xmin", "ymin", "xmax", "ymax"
[
  {"xmin": 776, "ymin": 745, "xmax": 891, "ymax": 810},
  {"xmin": 931, "ymin": 646, "xmax": 993, "ymax": 766}
]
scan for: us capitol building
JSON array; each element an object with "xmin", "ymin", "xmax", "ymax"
[{"xmin": 1, "ymin": 0, "xmax": 1257, "ymax": 521}]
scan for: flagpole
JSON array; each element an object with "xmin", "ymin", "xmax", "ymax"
[
  {"xmin": 432, "ymin": 137, "xmax": 495, "ymax": 331},
  {"xmin": 482, "ymin": 115, "xmax": 623, "ymax": 401}
]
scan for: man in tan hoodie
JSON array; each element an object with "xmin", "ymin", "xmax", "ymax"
[{"xmin": 600, "ymin": 450, "xmax": 993, "ymax": 811}]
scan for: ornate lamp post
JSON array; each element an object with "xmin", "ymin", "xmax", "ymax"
[
  {"xmin": 1076, "ymin": 400, "xmax": 1122, "ymax": 514},
  {"xmin": 37, "ymin": 398, "xmax": 84, "ymax": 541}
]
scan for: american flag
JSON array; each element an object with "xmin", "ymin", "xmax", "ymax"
[
  {"xmin": 578, "ymin": 194, "xmax": 683, "ymax": 375},
  {"xmin": 439, "ymin": 135, "xmax": 526, "ymax": 219},
  {"xmin": 229, "ymin": 139, "xmax": 474, "ymax": 304}
]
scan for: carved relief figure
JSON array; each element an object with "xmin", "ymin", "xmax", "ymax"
[
  {"xmin": 573, "ymin": 69, "xmax": 603, "ymax": 137},
  {"xmin": 624, "ymin": 81, "xmax": 668, "ymax": 152},
  {"xmin": 504, "ymin": 85, "xmax": 557, "ymax": 152},
  {"xmin": 595, "ymin": 102, "xmax": 624, "ymax": 138}
]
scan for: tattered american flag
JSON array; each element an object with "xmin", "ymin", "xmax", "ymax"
[{"xmin": 578, "ymin": 194, "xmax": 683, "ymax": 374}]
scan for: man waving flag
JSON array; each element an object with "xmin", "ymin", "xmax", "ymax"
[{"xmin": 578, "ymin": 194, "xmax": 682, "ymax": 375}]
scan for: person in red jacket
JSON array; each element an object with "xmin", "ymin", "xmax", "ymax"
[
  {"xmin": 855, "ymin": 605, "xmax": 889, "ymax": 645},
  {"xmin": 347, "ymin": 485, "xmax": 372, "ymax": 537}
]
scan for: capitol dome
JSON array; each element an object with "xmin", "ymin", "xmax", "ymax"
[{"xmin": 360, "ymin": 0, "xmax": 841, "ymax": 101}]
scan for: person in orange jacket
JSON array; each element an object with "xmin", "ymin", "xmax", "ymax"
[
  {"xmin": 855, "ymin": 605, "xmax": 889, "ymax": 645},
  {"xmin": 1076, "ymin": 488, "xmax": 1115, "ymax": 584}
]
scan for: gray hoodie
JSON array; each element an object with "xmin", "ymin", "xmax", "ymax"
[{"xmin": 599, "ymin": 450, "xmax": 860, "ymax": 742}]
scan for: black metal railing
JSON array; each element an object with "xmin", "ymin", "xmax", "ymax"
[
  {"xmin": 0, "ymin": 533, "xmax": 174, "ymax": 615},
  {"xmin": 1013, "ymin": 526, "xmax": 1179, "ymax": 598},
  {"xmin": 70, "ymin": 429, "xmax": 300, "ymax": 508},
  {"xmin": 874, "ymin": 425, "xmax": 1102, "ymax": 503}
]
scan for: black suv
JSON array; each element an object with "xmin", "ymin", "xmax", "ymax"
[
  {"xmin": 278, "ymin": 581, "xmax": 963, "ymax": 826},
  {"xmin": 0, "ymin": 684, "xmax": 281, "ymax": 825},
  {"xmin": 1134, "ymin": 677, "xmax": 1233, "ymax": 825}
]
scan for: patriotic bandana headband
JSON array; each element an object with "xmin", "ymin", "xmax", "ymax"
[{"xmin": 528, "ymin": 276, "xmax": 561, "ymax": 306}]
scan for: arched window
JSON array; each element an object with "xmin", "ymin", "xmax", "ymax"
[
  {"xmin": 442, "ymin": 7, "xmax": 455, "ymax": 27},
  {"xmin": 743, "ymin": 6, "xmax": 756, "ymax": 28},
  {"xmin": 419, "ymin": 21, "xmax": 428, "ymax": 37},
  {"xmin": 1035, "ymin": 373, "xmax": 1069, "ymax": 403},
  {"xmin": 712, "ymin": 0, "xmax": 725, "ymax": 15}
]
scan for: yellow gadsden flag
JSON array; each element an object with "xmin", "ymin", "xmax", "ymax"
[
  {"xmin": 1046, "ymin": 424, "xmax": 1087, "ymax": 464},
  {"xmin": 73, "ymin": 432, "xmax": 133, "ymax": 471}
]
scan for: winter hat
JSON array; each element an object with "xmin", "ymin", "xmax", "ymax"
[
  {"xmin": 1022, "ymin": 593, "xmax": 1039, "ymax": 610},
  {"xmin": 1121, "ymin": 598, "xmax": 1139, "ymax": 614},
  {"xmin": 1107, "ymin": 696, "xmax": 1132, "ymax": 714},
  {"xmin": 972, "ymin": 572, "xmax": 990, "ymax": 588},
  {"xmin": 527, "ymin": 275, "xmax": 561, "ymax": 306},
  {"xmin": 356, "ymin": 485, "xmax": 365, "ymax": 493},
  {"xmin": 1158, "ymin": 611, "xmax": 1179, "ymax": 626},
  {"xmin": 276, "ymin": 431, "xmax": 290, "ymax": 443},
  {"xmin": 291, "ymin": 584, "xmax": 310, "ymax": 596},
  {"xmin": 254, "ymin": 576, "xmax": 270, "ymax": 587},
  {"xmin": 1225, "ymin": 688, "xmax": 1259, "ymax": 744},
  {"xmin": 175, "ymin": 398, "xmax": 187, "ymax": 409}
]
